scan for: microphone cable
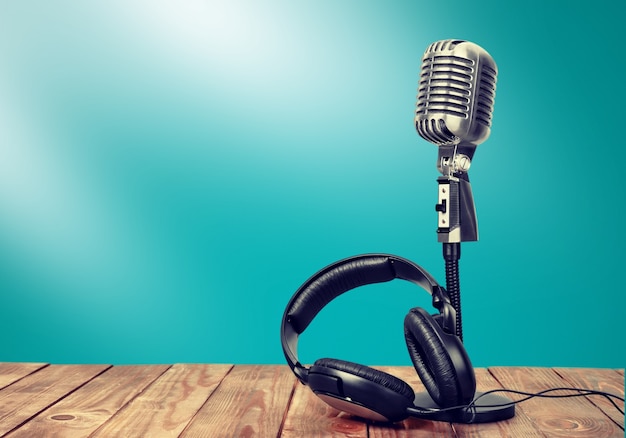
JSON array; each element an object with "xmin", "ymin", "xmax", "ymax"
[{"xmin": 406, "ymin": 386, "xmax": 625, "ymax": 422}]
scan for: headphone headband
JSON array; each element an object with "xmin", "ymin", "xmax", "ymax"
[{"xmin": 280, "ymin": 254, "xmax": 456, "ymax": 382}]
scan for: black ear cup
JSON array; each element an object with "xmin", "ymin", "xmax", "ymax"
[
  {"xmin": 404, "ymin": 307, "xmax": 476, "ymax": 408},
  {"xmin": 307, "ymin": 358, "xmax": 415, "ymax": 422},
  {"xmin": 315, "ymin": 358, "xmax": 415, "ymax": 399}
]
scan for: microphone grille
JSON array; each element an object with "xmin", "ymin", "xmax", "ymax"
[
  {"xmin": 415, "ymin": 39, "xmax": 498, "ymax": 146},
  {"xmin": 415, "ymin": 118, "xmax": 457, "ymax": 144},
  {"xmin": 424, "ymin": 39, "xmax": 463, "ymax": 53},
  {"xmin": 476, "ymin": 65, "xmax": 497, "ymax": 127},
  {"xmin": 416, "ymin": 53, "xmax": 473, "ymax": 117}
]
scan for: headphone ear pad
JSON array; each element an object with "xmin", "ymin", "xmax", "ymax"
[
  {"xmin": 404, "ymin": 307, "xmax": 475, "ymax": 408},
  {"xmin": 314, "ymin": 358, "xmax": 415, "ymax": 400},
  {"xmin": 309, "ymin": 358, "xmax": 415, "ymax": 422}
]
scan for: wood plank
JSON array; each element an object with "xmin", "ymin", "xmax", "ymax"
[
  {"xmin": 90, "ymin": 364, "xmax": 232, "ymax": 437},
  {"xmin": 368, "ymin": 366, "xmax": 456, "ymax": 438},
  {"xmin": 0, "ymin": 364, "xmax": 110, "ymax": 436},
  {"xmin": 553, "ymin": 368, "xmax": 624, "ymax": 430},
  {"xmin": 280, "ymin": 370, "xmax": 368, "ymax": 437},
  {"xmin": 489, "ymin": 367, "xmax": 623, "ymax": 438},
  {"xmin": 6, "ymin": 365, "xmax": 170, "ymax": 437},
  {"xmin": 180, "ymin": 365, "xmax": 296, "ymax": 437},
  {"xmin": 0, "ymin": 363, "xmax": 48, "ymax": 390},
  {"xmin": 0, "ymin": 364, "xmax": 620, "ymax": 437}
]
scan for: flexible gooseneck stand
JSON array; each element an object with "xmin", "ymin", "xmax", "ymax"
[
  {"xmin": 410, "ymin": 142, "xmax": 515, "ymax": 423},
  {"xmin": 434, "ymin": 143, "xmax": 479, "ymax": 341}
]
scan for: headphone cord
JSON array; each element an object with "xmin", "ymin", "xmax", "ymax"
[{"xmin": 406, "ymin": 387, "xmax": 625, "ymax": 419}]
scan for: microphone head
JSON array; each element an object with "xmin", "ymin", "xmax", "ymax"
[{"xmin": 415, "ymin": 40, "xmax": 498, "ymax": 147}]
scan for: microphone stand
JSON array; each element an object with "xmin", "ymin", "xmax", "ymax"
[
  {"xmin": 434, "ymin": 143, "xmax": 478, "ymax": 342},
  {"xmin": 410, "ymin": 142, "xmax": 515, "ymax": 423}
]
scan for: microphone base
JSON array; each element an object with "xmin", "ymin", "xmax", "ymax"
[{"xmin": 412, "ymin": 391, "xmax": 515, "ymax": 423}]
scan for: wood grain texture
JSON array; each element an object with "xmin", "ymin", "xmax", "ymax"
[
  {"xmin": 0, "ymin": 364, "xmax": 110, "ymax": 436},
  {"xmin": 180, "ymin": 365, "xmax": 296, "ymax": 437},
  {"xmin": 553, "ymin": 368, "xmax": 625, "ymax": 430},
  {"xmin": 0, "ymin": 365, "xmax": 622, "ymax": 437},
  {"xmin": 0, "ymin": 363, "xmax": 47, "ymax": 390},
  {"xmin": 90, "ymin": 364, "xmax": 232, "ymax": 437},
  {"xmin": 6, "ymin": 365, "xmax": 170, "ymax": 437},
  {"xmin": 489, "ymin": 367, "xmax": 624, "ymax": 438}
]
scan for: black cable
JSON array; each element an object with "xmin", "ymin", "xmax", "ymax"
[{"xmin": 406, "ymin": 386, "xmax": 625, "ymax": 418}]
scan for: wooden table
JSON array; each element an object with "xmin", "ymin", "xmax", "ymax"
[{"xmin": 0, "ymin": 363, "xmax": 623, "ymax": 437}]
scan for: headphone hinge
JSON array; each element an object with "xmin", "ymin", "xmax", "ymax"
[{"xmin": 432, "ymin": 286, "xmax": 457, "ymax": 335}]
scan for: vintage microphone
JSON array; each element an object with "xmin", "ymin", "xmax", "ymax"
[
  {"xmin": 410, "ymin": 38, "xmax": 513, "ymax": 423},
  {"xmin": 415, "ymin": 39, "xmax": 498, "ymax": 341}
]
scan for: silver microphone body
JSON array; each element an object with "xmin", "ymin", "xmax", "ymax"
[
  {"xmin": 415, "ymin": 40, "xmax": 498, "ymax": 243},
  {"xmin": 415, "ymin": 39, "xmax": 497, "ymax": 149}
]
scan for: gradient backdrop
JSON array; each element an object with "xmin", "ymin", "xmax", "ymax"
[{"xmin": 1, "ymin": 0, "xmax": 624, "ymax": 368}]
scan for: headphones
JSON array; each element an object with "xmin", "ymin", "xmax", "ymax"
[{"xmin": 280, "ymin": 254, "xmax": 476, "ymax": 423}]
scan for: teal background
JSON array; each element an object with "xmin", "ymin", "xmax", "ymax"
[{"xmin": 0, "ymin": 0, "xmax": 624, "ymax": 368}]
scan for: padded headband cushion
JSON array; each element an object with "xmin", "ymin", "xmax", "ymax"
[
  {"xmin": 285, "ymin": 255, "xmax": 436, "ymax": 335},
  {"xmin": 286, "ymin": 256, "xmax": 398, "ymax": 334}
]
